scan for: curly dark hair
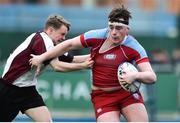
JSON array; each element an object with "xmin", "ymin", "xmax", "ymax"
[{"xmin": 108, "ymin": 6, "xmax": 132, "ymax": 25}]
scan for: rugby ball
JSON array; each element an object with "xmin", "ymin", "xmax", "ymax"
[{"xmin": 117, "ymin": 62, "xmax": 141, "ymax": 93}]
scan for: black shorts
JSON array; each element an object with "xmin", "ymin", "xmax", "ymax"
[{"xmin": 0, "ymin": 78, "xmax": 45, "ymax": 122}]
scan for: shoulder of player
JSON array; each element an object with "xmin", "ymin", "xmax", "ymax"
[
  {"xmin": 84, "ymin": 28, "xmax": 108, "ymax": 39},
  {"xmin": 30, "ymin": 31, "xmax": 54, "ymax": 50},
  {"xmin": 122, "ymin": 35, "xmax": 142, "ymax": 48},
  {"xmin": 29, "ymin": 31, "xmax": 43, "ymax": 41}
]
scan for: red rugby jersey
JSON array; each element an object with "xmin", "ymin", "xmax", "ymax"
[{"xmin": 80, "ymin": 28, "xmax": 149, "ymax": 88}]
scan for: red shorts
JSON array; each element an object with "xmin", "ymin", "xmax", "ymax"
[{"xmin": 90, "ymin": 88, "xmax": 144, "ymax": 119}]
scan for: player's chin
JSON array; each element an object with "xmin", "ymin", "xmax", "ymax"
[{"xmin": 113, "ymin": 40, "xmax": 121, "ymax": 44}]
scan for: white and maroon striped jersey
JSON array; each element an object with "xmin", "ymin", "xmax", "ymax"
[{"xmin": 2, "ymin": 31, "xmax": 54, "ymax": 87}]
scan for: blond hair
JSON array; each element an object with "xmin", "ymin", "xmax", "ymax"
[{"xmin": 45, "ymin": 15, "xmax": 71, "ymax": 31}]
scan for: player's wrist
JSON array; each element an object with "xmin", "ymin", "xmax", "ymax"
[
  {"xmin": 40, "ymin": 54, "xmax": 47, "ymax": 64},
  {"xmin": 134, "ymin": 72, "xmax": 138, "ymax": 79}
]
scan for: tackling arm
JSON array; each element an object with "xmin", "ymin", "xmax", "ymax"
[
  {"xmin": 30, "ymin": 36, "xmax": 83, "ymax": 67},
  {"xmin": 50, "ymin": 57, "xmax": 93, "ymax": 72},
  {"xmin": 42, "ymin": 36, "xmax": 83, "ymax": 62},
  {"xmin": 72, "ymin": 54, "xmax": 90, "ymax": 63}
]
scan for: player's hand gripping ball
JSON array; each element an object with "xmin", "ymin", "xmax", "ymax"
[{"xmin": 117, "ymin": 62, "xmax": 141, "ymax": 93}]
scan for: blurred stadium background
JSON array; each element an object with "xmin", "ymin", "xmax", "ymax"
[{"xmin": 0, "ymin": 0, "xmax": 180, "ymax": 122}]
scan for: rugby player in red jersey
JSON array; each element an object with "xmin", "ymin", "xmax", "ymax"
[{"xmin": 30, "ymin": 7, "xmax": 156, "ymax": 122}]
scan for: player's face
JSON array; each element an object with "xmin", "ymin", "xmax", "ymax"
[
  {"xmin": 108, "ymin": 24, "xmax": 128, "ymax": 44},
  {"xmin": 51, "ymin": 25, "xmax": 68, "ymax": 45}
]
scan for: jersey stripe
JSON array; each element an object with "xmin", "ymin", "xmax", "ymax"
[
  {"xmin": 2, "ymin": 33, "xmax": 36, "ymax": 78},
  {"xmin": 40, "ymin": 32, "xmax": 54, "ymax": 51}
]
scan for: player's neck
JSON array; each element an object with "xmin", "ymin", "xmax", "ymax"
[{"xmin": 99, "ymin": 39, "xmax": 119, "ymax": 53}]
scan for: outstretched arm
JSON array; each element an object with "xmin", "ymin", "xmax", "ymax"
[
  {"xmin": 72, "ymin": 54, "xmax": 90, "ymax": 63},
  {"xmin": 29, "ymin": 36, "xmax": 83, "ymax": 73},
  {"xmin": 30, "ymin": 36, "xmax": 82, "ymax": 66},
  {"xmin": 50, "ymin": 57, "xmax": 93, "ymax": 72}
]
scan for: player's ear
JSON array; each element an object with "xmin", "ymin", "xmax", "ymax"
[
  {"xmin": 49, "ymin": 26, "xmax": 54, "ymax": 33},
  {"xmin": 125, "ymin": 28, "xmax": 129, "ymax": 35},
  {"xmin": 107, "ymin": 26, "xmax": 111, "ymax": 32}
]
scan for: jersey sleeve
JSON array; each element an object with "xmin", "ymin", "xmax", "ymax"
[
  {"xmin": 133, "ymin": 44, "xmax": 149, "ymax": 64},
  {"xmin": 80, "ymin": 28, "xmax": 108, "ymax": 48},
  {"xmin": 123, "ymin": 36, "xmax": 149, "ymax": 65}
]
